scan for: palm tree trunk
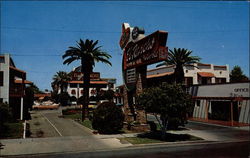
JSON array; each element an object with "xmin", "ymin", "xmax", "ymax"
[
  {"xmin": 84, "ymin": 71, "xmax": 90, "ymax": 119},
  {"xmin": 81, "ymin": 62, "xmax": 91, "ymax": 121},
  {"xmin": 175, "ymin": 65, "xmax": 184, "ymax": 84}
]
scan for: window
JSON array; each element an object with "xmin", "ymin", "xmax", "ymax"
[
  {"xmin": 215, "ymin": 78, "xmax": 226, "ymax": 84},
  {"xmin": 0, "ymin": 56, "xmax": 4, "ymax": 63},
  {"xmin": 0, "ymin": 71, "xmax": 3, "ymax": 86},
  {"xmin": 71, "ymin": 89, "xmax": 76, "ymax": 95}
]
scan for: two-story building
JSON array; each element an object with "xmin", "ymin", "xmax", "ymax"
[
  {"xmin": 60, "ymin": 66, "xmax": 116, "ymax": 101},
  {"xmin": 115, "ymin": 63, "xmax": 230, "ymax": 105},
  {"xmin": 147, "ymin": 63, "xmax": 230, "ymax": 86},
  {"xmin": 0, "ymin": 54, "xmax": 32, "ymax": 120}
]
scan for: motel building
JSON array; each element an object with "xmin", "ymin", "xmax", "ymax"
[
  {"xmin": 147, "ymin": 63, "xmax": 230, "ymax": 86},
  {"xmin": 0, "ymin": 54, "xmax": 32, "ymax": 120},
  {"xmin": 115, "ymin": 62, "xmax": 230, "ymax": 105},
  {"xmin": 189, "ymin": 81, "xmax": 250, "ymax": 126},
  {"xmin": 60, "ymin": 66, "xmax": 116, "ymax": 101},
  {"xmin": 115, "ymin": 62, "xmax": 250, "ymax": 126}
]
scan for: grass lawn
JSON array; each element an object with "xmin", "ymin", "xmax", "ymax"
[
  {"xmin": 119, "ymin": 137, "xmax": 163, "ymax": 144},
  {"xmin": 0, "ymin": 121, "xmax": 23, "ymax": 139},
  {"xmin": 119, "ymin": 132, "xmax": 202, "ymax": 145},
  {"xmin": 63, "ymin": 113, "xmax": 94, "ymax": 130}
]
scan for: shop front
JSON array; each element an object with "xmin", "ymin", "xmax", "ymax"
[{"xmin": 190, "ymin": 82, "xmax": 250, "ymax": 126}]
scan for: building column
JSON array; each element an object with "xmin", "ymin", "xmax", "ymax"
[
  {"xmin": 77, "ymin": 83, "xmax": 80, "ymax": 99},
  {"xmin": 230, "ymin": 101, "xmax": 234, "ymax": 126},
  {"xmin": 20, "ymin": 97, "xmax": 23, "ymax": 120}
]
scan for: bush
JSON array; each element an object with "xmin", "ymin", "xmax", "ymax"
[
  {"xmin": 0, "ymin": 103, "xmax": 12, "ymax": 124},
  {"xmin": 59, "ymin": 92, "xmax": 70, "ymax": 106},
  {"xmin": 92, "ymin": 102, "xmax": 124, "ymax": 134}
]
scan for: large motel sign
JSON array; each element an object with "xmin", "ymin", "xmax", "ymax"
[
  {"xmin": 120, "ymin": 23, "xmax": 168, "ymax": 91},
  {"xmin": 119, "ymin": 23, "xmax": 168, "ymax": 129}
]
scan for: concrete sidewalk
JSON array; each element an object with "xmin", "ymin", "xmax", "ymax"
[{"xmin": 0, "ymin": 135, "xmax": 132, "ymax": 156}]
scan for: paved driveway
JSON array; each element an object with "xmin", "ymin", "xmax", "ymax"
[
  {"xmin": 147, "ymin": 114, "xmax": 250, "ymax": 142},
  {"xmin": 29, "ymin": 108, "xmax": 92, "ymax": 138}
]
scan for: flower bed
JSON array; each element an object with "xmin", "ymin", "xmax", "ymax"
[{"xmin": 62, "ymin": 108, "xmax": 81, "ymax": 115}]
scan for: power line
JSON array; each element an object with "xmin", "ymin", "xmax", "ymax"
[
  {"xmin": 1, "ymin": 26, "xmax": 121, "ymax": 34},
  {"xmin": 2, "ymin": 26, "xmax": 248, "ymax": 34}
]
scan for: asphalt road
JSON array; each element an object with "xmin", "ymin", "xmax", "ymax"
[{"xmin": 8, "ymin": 141, "xmax": 250, "ymax": 158}]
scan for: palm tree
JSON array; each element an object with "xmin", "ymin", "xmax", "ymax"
[
  {"xmin": 157, "ymin": 48, "xmax": 200, "ymax": 84},
  {"xmin": 62, "ymin": 39, "xmax": 112, "ymax": 121},
  {"xmin": 52, "ymin": 71, "xmax": 71, "ymax": 94}
]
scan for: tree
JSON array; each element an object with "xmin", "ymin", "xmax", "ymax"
[
  {"xmin": 52, "ymin": 71, "xmax": 71, "ymax": 94},
  {"xmin": 29, "ymin": 83, "xmax": 44, "ymax": 94},
  {"xmin": 137, "ymin": 83, "xmax": 193, "ymax": 140},
  {"xmin": 157, "ymin": 48, "xmax": 200, "ymax": 84},
  {"xmin": 230, "ymin": 65, "xmax": 248, "ymax": 82},
  {"xmin": 62, "ymin": 39, "xmax": 112, "ymax": 121}
]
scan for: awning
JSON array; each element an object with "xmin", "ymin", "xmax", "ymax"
[
  {"xmin": 15, "ymin": 80, "xmax": 33, "ymax": 84},
  {"xmin": 198, "ymin": 72, "xmax": 215, "ymax": 77},
  {"xmin": 147, "ymin": 72, "xmax": 174, "ymax": 79}
]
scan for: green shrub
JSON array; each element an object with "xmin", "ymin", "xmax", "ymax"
[
  {"xmin": 59, "ymin": 92, "xmax": 70, "ymax": 106},
  {"xmin": 0, "ymin": 103, "xmax": 12, "ymax": 124},
  {"xmin": 92, "ymin": 102, "xmax": 124, "ymax": 134}
]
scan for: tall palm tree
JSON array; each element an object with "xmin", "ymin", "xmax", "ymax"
[
  {"xmin": 157, "ymin": 48, "xmax": 200, "ymax": 84},
  {"xmin": 52, "ymin": 71, "xmax": 71, "ymax": 94},
  {"xmin": 62, "ymin": 39, "xmax": 112, "ymax": 121}
]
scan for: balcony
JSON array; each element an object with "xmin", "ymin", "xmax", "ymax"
[{"xmin": 9, "ymin": 86, "xmax": 24, "ymax": 97}]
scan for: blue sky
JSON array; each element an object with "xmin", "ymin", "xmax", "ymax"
[{"xmin": 1, "ymin": 1, "xmax": 249, "ymax": 91}]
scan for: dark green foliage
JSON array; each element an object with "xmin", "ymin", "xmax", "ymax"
[
  {"xmin": 77, "ymin": 96, "xmax": 84, "ymax": 105},
  {"xmin": 102, "ymin": 90, "xmax": 115, "ymax": 101},
  {"xmin": 0, "ymin": 103, "xmax": 12, "ymax": 125},
  {"xmin": 59, "ymin": 92, "xmax": 70, "ymax": 106},
  {"xmin": 70, "ymin": 96, "xmax": 77, "ymax": 102},
  {"xmin": 51, "ymin": 92, "xmax": 60, "ymax": 103},
  {"xmin": 92, "ymin": 102, "xmax": 124, "ymax": 134},
  {"xmin": 157, "ymin": 48, "xmax": 200, "ymax": 84},
  {"xmin": 29, "ymin": 83, "xmax": 44, "ymax": 94},
  {"xmin": 0, "ymin": 103, "xmax": 13, "ymax": 137},
  {"xmin": 230, "ymin": 65, "xmax": 249, "ymax": 82},
  {"xmin": 96, "ymin": 90, "xmax": 115, "ymax": 101},
  {"xmin": 52, "ymin": 71, "xmax": 71, "ymax": 93},
  {"xmin": 147, "ymin": 121, "xmax": 157, "ymax": 132},
  {"xmin": 137, "ymin": 84, "xmax": 192, "ymax": 138}
]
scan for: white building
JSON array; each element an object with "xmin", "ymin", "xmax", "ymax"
[
  {"xmin": 0, "ymin": 54, "xmax": 32, "ymax": 120},
  {"xmin": 61, "ymin": 67, "xmax": 116, "ymax": 100},
  {"xmin": 147, "ymin": 63, "xmax": 230, "ymax": 85}
]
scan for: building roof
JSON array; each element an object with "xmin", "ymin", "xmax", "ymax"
[
  {"xmin": 34, "ymin": 93, "xmax": 51, "ymax": 98},
  {"xmin": 197, "ymin": 72, "xmax": 215, "ymax": 77},
  {"xmin": 147, "ymin": 65, "xmax": 174, "ymax": 73},
  {"xmin": 9, "ymin": 66, "xmax": 26, "ymax": 74},
  {"xmin": 197, "ymin": 63, "xmax": 211, "ymax": 66},
  {"xmin": 68, "ymin": 80, "xmax": 108, "ymax": 84},
  {"xmin": 14, "ymin": 80, "xmax": 33, "ymax": 84},
  {"xmin": 147, "ymin": 72, "xmax": 174, "ymax": 79},
  {"xmin": 214, "ymin": 65, "xmax": 227, "ymax": 68}
]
